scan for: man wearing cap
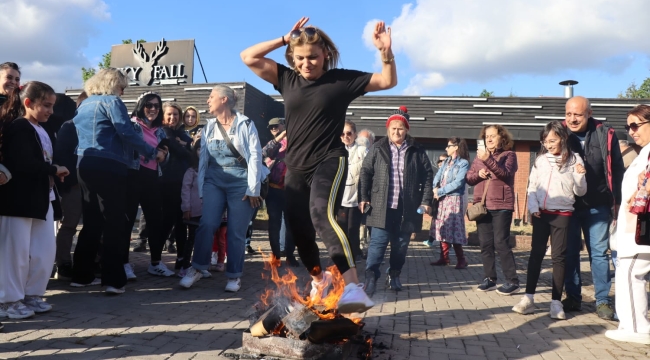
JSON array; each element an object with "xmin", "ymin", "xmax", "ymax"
[
  {"xmin": 262, "ymin": 118, "xmax": 298, "ymax": 267},
  {"xmin": 562, "ymin": 96, "xmax": 625, "ymax": 320}
]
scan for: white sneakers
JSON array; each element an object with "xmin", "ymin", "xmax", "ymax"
[
  {"xmin": 549, "ymin": 300, "xmax": 566, "ymax": 320},
  {"xmin": 211, "ymin": 252, "xmax": 219, "ymax": 266},
  {"xmin": 0, "ymin": 301, "xmax": 35, "ymax": 319},
  {"xmin": 225, "ymin": 278, "xmax": 241, "ymax": 292},
  {"xmin": 105, "ymin": 286, "xmax": 125, "ymax": 294},
  {"xmin": 512, "ymin": 295, "xmax": 535, "ymax": 315},
  {"xmin": 124, "ymin": 263, "xmax": 137, "ymax": 281},
  {"xmin": 180, "ymin": 267, "xmax": 202, "ymax": 288},
  {"xmin": 606, "ymin": 329, "xmax": 650, "ymax": 345},
  {"xmin": 23, "ymin": 296, "xmax": 52, "ymax": 313},
  {"xmin": 337, "ymin": 283, "xmax": 375, "ymax": 314},
  {"xmin": 512, "ymin": 295, "xmax": 566, "ymax": 320},
  {"xmin": 148, "ymin": 263, "xmax": 175, "ymax": 277},
  {"xmin": 310, "ymin": 271, "xmax": 333, "ymax": 302}
]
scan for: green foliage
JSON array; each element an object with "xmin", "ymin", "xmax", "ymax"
[
  {"xmin": 618, "ymin": 78, "xmax": 650, "ymax": 99},
  {"xmin": 82, "ymin": 38, "xmax": 146, "ymax": 82},
  {"xmin": 479, "ymin": 89, "xmax": 495, "ymax": 97}
]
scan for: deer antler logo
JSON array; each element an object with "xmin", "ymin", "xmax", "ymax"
[{"xmin": 132, "ymin": 39, "xmax": 169, "ymax": 85}]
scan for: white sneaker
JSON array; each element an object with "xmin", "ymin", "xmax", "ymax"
[
  {"xmin": 606, "ymin": 329, "xmax": 650, "ymax": 344},
  {"xmin": 70, "ymin": 278, "xmax": 101, "ymax": 287},
  {"xmin": 124, "ymin": 263, "xmax": 137, "ymax": 281},
  {"xmin": 550, "ymin": 300, "xmax": 566, "ymax": 320},
  {"xmin": 23, "ymin": 296, "xmax": 52, "ymax": 313},
  {"xmin": 200, "ymin": 270, "xmax": 212, "ymax": 278},
  {"xmin": 180, "ymin": 267, "xmax": 202, "ymax": 289},
  {"xmin": 148, "ymin": 263, "xmax": 175, "ymax": 277},
  {"xmin": 211, "ymin": 252, "xmax": 219, "ymax": 266},
  {"xmin": 105, "ymin": 286, "xmax": 125, "ymax": 294},
  {"xmin": 225, "ymin": 278, "xmax": 241, "ymax": 292},
  {"xmin": 512, "ymin": 295, "xmax": 535, "ymax": 315},
  {"xmin": 0, "ymin": 301, "xmax": 35, "ymax": 319},
  {"xmin": 309, "ymin": 271, "xmax": 333, "ymax": 302},
  {"xmin": 337, "ymin": 283, "xmax": 374, "ymax": 313}
]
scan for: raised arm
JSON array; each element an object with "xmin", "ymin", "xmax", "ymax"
[
  {"xmin": 240, "ymin": 17, "xmax": 309, "ymax": 86},
  {"xmin": 365, "ymin": 21, "xmax": 397, "ymax": 92}
]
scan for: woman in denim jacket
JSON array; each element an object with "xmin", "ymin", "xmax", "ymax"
[
  {"xmin": 122, "ymin": 92, "xmax": 176, "ymax": 280},
  {"xmin": 180, "ymin": 85, "xmax": 268, "ymax": 292},
  {"xmin": 430, "ymin": 137, "xmax": 470, "ymax": 269},
  {"xmin": 71, "ymin": 69, "xmax": 165, "ymax": 293}
]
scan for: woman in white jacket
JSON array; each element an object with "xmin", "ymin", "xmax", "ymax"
[
  {"xmin": 338, "ymin": 120, "xmax": 366, "ymax": 262},
  {"xmin": 606, "ymin": 105, "xmax": 650, "ymax": 345},
  {"xmin": 513, "ymin": 121, "xmax": 586, "ymax": 320}
]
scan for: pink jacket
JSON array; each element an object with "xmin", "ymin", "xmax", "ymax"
[{"xmin": 181, "ymin": 168, "xmax": 202, "ymax": 217}]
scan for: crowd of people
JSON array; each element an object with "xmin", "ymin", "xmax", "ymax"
[{"xmin": 1, "ymin": 16, "xmax": 649, "ymax": 345}]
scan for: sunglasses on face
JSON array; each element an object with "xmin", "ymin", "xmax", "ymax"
[
  {"xmin": 269, "ymin": 125, "xmax": 279, "ymax": 130},
  {"xmin": 145, "ymin": 102, "xmax": 160, "ymax": 110},
  {"xmin": 341, "ymin": 131, "xmax": 354, "ymax": 137},
  {"xmin": 290, "ymin": 27, "xmax": 319, "ymax": 40},
  {"xmin": 625, "ymin": 121, "xmax": 650, "ymax": 132}
]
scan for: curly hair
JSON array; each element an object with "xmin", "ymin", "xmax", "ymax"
[{"xmin": 478, "ymin": 124, "xmax": 514, "ymax": 151}]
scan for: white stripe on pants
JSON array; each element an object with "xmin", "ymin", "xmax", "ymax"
[
  {"xmin": 615, "ymin": 254, "xmax": 650, "ymax": 334},
  {"xmin": 0, "ymin": 203, "xmax": 55, "ymax": 303}
]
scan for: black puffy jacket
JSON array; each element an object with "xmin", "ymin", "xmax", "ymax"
[{"xmin": 161, "ymin": 126, "xmax": 192, "ymax": 183}]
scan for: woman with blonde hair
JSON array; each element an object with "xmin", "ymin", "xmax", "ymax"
[
  {"xmin": 71, "ymin": 68, "xmax": 166, "ymax": 293},
  {"xmin": 183, "ymin": 106, "xmax": 200, "ymax": 137},
  {"xmin": 466, "ymin": 124, "xmax": 520, "ymax": 295},
  {"xmin": 241, "ymin": 16, "xmax": 396, "ymax": 313}
]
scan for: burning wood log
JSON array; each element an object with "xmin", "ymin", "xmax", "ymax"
[
  {"xmin": 305, "ymin": 318, "xmax": 361, "ymax": 344},
  {"xmin": 249, "ymin": 303, "xmax": 291, "ymax": 337},
  {"xmin": 281, "ymin": 302, "xmax": 320, "ymax": 339}
]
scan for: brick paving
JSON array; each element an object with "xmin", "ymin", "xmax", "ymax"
[{"xmin": 1, "ymin": 230, "xmax": 649, "ymax": 360}]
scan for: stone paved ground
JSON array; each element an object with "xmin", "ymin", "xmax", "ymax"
[{"xmin": 1, "ymin": 230, "xmax": 649, "ymax": 360}]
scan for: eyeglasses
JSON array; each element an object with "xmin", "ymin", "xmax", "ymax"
[
  {"xmin": 445, "ymin": 144, "xmax": 457, "ymax": 149},
  {"xmin": 625, "ymin": 122, "xmax": 650, "ymax": 132},
  {"xmin": 341, "ymin": 131, "xmax": 354, "ymax": 137},
  {"xmin": 145, "ymin": 102, "xmax": 160, "ymax": 110},
  {"xmin": 290, "ymin": 27, "xmax": 319, "ymax": 40},
  {"xmin": 269, "ymin": 125, "xmax": 279, "ymax": 130},
  {"xmin": 437, "ymin": 160, "xmax": 444, "ymax": 164},
  {"xmin": 542, "ymin": 139, "xmax": 559, "ymax": 146}
]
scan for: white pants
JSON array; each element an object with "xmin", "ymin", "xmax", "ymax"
[
  {"xmin": 0, "ymin": 204, "xmax": 55, "ymax": 303},
  {"xmin": 615, "ymin": 254, "xmax": 650, "ymax": 334}
]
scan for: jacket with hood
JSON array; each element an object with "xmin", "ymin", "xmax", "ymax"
[
  {"xmin": 161, "ymin": 125, "xmax": 192, "ymax": 183},
  {"xmin": 527, "ymin": 153, "xmax": 587, "ymax": 214},
  {"xmin": 341, "ymin": 142, "xmax": 367, "ymax": 207},
  {"xmin": 563, "ymin": 117, "xmax": 624, "ymax": 215},
  {"xmin": 198, "ymin": 113, "xmax": 269, "ymax": 198}
]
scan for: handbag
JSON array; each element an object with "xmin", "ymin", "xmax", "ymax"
[
  {"xmin": 635, "ymin": 213, "xmax": 650, "ymax": 246},
  {"xmin": 466, "ymin": 177, "xmax": 490, "ymax": 221},
  {"xmin": 215, "ymin": 120, "xmax": 269, "ymax": 199}
]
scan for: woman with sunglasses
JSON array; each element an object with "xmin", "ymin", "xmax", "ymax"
[
  {"xmin": 120, "ymin": 92, "xmax": 176, "ymax": 284},
  {"xmin": 338, "ymin": 120, "xmax": 366, "ymax": 263},
  {"xmin": 241, "ymin": 17, "xmax": 396, "ymax": 313},
  {"xmin": 606, "ymin": 105, "xmax": 650, "ymax": 344}
]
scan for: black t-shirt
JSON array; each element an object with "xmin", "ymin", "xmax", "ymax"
[{"xmin": 275, "ymin": 64, "xmax": 372, "ymax": 173}]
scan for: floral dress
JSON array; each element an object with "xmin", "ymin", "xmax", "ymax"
[{"xmin": 431, "ymin": 161, "xmax": 467, "ymax": 245}]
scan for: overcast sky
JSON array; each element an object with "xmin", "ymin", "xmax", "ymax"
[{"xmin": 2, "ymin": 0, "xmax": 650, "ymax": 98}]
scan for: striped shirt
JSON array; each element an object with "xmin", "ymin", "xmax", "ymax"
[{"xmin": 388, "ymin": 141, "xmax": 409, "ymax": 209}]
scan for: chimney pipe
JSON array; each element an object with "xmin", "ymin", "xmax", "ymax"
[{"xmin": 559, "ymin": 80, "xmax": 578, "ymax": 98}]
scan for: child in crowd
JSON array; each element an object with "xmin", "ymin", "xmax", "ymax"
[
  {"xmin": 513, "ymin": 121, "xmax": 587, "ymax": 320},
  {"xmin": 211, "ymin": 211, "xmax": 228, "ymax": 272},
  {"xmin": 0, "ymin": 82, "xmax": 69, "ymax": 319}
]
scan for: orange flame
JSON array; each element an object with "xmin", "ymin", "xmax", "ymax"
[{"xmin": 259, "ymin": 251, "xmax": 360, "ymax": 322}]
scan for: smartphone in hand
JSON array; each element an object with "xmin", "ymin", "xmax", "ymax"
[
  {"xmin": 157, "ymin": 138, "xmax": 170, "ymax": 150},
  {"xmin": 477, "ymin": 139, "xmax": 486, "ymax": 152}
]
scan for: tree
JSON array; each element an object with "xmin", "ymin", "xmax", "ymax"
[
  {"xmin": 618, "ymin": 78, "xmax": 650, "ymax": 99},
  {"xmin": 479, "ymin": 89, "xmax": 494, "ymax": 97},
  {"xmin": 81, "ymin": 39, "xmax": 146, "ymax": 82}
]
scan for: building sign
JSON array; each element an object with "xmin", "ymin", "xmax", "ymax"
[{"xmin": 110, "ymin": 39, "xmax": 195, "ymax": 86}]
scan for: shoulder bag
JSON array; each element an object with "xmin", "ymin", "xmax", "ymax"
[
  {"xmin": 466, "ymin": 178, "xmax": 490, "ymax": 221},
  {"xmin": 215, "ymin": 120, "xmax": 269, "ymax": 199}
]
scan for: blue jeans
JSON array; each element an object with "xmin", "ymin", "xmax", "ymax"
[
  {"xmin": 365, "ymin": 209, "xmax": 411, "ymax": 279},
  {"xmin": 564, "ymin": 206, "xmax": 611, "ymax": 305}
]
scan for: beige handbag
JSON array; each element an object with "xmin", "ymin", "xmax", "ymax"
[{"xmin": 466, "ymin": 178, "xmax": 491, "ymax": 221}]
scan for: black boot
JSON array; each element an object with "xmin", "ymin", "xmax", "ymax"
[
  {"xmin": 386, "ymin": 269, "xmax": 402, "ymax": 291},
  {"xmin": 364, "ymin": 270, "xmax": 377, "ymax": 297}
]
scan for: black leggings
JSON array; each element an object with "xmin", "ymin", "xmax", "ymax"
[
  {"xmin": 285, "ymin": 157, "xmax": 354, "ymax": 276},
  {"xmin": 160, "ymin": 181, "xmax": 187, "ymax": 256},
  {"xmin": 526, "ymin": 213, "xmax": 570, "ymax": 300},
  {"xmin": 337, "ymin": 206, "xmax": 362, "ymax": 259},
  {"xmin": 124, "ymin": 168, "xmax": 165, "ymax": 263}
]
